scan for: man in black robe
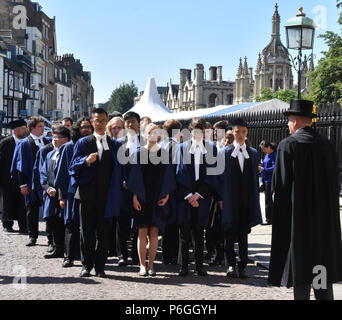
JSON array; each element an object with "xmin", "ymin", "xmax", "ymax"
[
  {"xmin": 268, "ymin": 100, "xmax": 342, "ymax": 300},
  {"xmin": 0, "ymin": 119, "xmax": 27, "ymax": 233}
]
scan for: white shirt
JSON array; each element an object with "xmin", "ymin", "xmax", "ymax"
[
  {"xmin": 126, "ymin": 134, "xmax": 139, "ymax": 156},
  {"xmin": 30, "ymin": 133, "xmax": 45, "ymax": 149},
  {"xmin": 231, "ymin": 141, "xmax": 250, "ymax": 173},
  {"xmin": 47, "ymin": 148, "xmax": 61, "ymax": 194},
  {"xmin": 94, "ymin": 132, "xmax": 109, "ymax": 160},
  {"xmin": 184, "ymin": 139, "xmax": 207, "ymax": 201},
  {"xmin": 13, "ymin": 134, "xmax": 21, "ymax": 145}
]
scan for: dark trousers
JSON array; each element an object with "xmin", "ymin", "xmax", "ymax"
[
  {"xmin": 264, "ymin": 182, "xmax": 273, "ymax": 223},
  {"xmin": 64, "ymin": 221, "xmax": 80, "ymax": 261},
  {"xmin": 180, "ymin": 212, "xmax": 205, "ymax": 271},
  {"xmin": 162, "ymin": 222, "xmax": 179, "ymax": 263},
  {"xmin": 107, "ymin": 217, "xmax": 117, "ymax": 256},
  {"xmin": 294, "ymin": 284, "xmax": 334, "ymax": 300},
  {"xmin": 224, "ymin": 228, "xmax": 248, "ymax": 270},
  {"xmin": 79, "ymin": 185, "xmax": 109, "ymax": 271},
  {"xmin": 46, "ymin": 214, "xmax": 65, "ymax": 254},
  {"xmin": 26, "ymin": 201, "xmax": 40, "ymax": 240},
  {"xmin": 117, "ymin": 213, "xmax": 138, "ymax": 262},
  {"xmin": 46, "ymin": 219, "xmax": 54, "ymax": 245},
  {"xmin": 206, "ymin": 211, "xmax": 224, "ymax": 263},
  {"xmin": 1, "ymin": 181, "xmax": 26, "ymax": 231}
]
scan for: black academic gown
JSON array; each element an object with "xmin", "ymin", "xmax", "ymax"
[
  {"xmin": 0, "ymin": 136, "xmax": 26, "ymax": 222},
  {"xmin": 268, "ymin": 127, "xmax": 342, "ymax": 288}
]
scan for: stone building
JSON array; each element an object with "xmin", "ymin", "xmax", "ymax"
[
  {"xmin": 55, "ymin": 54, "xmax": 94, "ymax": 121},
  {"xmin": 235, "ymin": 4, "xmax": 313, "ymax": 104}
]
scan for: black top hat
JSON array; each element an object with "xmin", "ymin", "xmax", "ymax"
[
  {"xmin": 283, "ymin": 100, "xmax": 317, "ymax": 118},
  {"xmin": 8, "ymin": 118, "xmax": 27, "ymax": 130}
]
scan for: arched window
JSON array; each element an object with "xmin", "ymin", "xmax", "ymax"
[{"xmin": 209, "ymin": 93, "xmax": 218, "ymax": 108}]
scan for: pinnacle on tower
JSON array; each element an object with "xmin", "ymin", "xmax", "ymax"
[
  {"xmin": 237, "ymin": 57, "xmax": 243, "ymax": 76},
  {"xmin": 272, "ymin": 3, "xmax": 281, "ymax": 38},
  {"xmin": 243, "ymin": 57, "xmax": 249, "ymax": 75}
]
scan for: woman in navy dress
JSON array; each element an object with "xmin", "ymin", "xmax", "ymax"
[{"xmin": 127, "ymin": 123, "xmax": 176, "ymax": 277}]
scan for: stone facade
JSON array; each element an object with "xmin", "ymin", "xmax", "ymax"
[{"xmin": 235, "ymin": 4, "xmax": 313, "ymax": 104}]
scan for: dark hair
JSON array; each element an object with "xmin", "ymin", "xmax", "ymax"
[
  {"xmin": 163, "ymin": 119, "xmax": 182, "ymax": 137},
  {"xmin": 92, "ymin": 108, "xmax": 108, "ymax": 117},
  {"xmin": 71, "ymin": 117, "xmax": 93, "ymax": 143},
  {"xmin": 27, "ymin": 116, "xmax": 45, "ymax": 132},
  {"xmin": 231, "ymin": 118, "xmax": 248, "ymax": 129},
  {"xmin": 124, "ymin": 112, "xmax": 141, "ymax": 123},
  {"xmin": 141, "ymin": 116, "xmax": 152, "ymax": 122},
  {"xmin": 259, "ymin": 140, "xmax": 277, "ymax": 151},
  {"xmin": 214, "ymin": 120, "xmax": 229, "ymax": 131},
  {"xmin": 109, "ymin": 111, "xmax": 123, "ymax": 120},
  {"xmin": 62, "ymin": 117, "xmax": 73, "ymax": 125},
  {"xmin": 53, "ymin": 125, "xmax": 71, "ymax": 140},
  {"xmin": 189, "ymin": 118, "xmax": 207, "ymax": 131}
]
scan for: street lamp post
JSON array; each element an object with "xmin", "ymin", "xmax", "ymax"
[{"xmin": 285, "ymin": 7, "xmax": 316, "ymax": 100}]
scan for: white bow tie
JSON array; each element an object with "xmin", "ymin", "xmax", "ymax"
[{"xmin": 231, "ymin": 145, "xmax": 250, "ymax": 160}]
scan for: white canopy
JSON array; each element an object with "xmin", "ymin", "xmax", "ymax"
[
  {"xmin": 125, "ymin": 77, "xmax": 172, "ymax": 121},
  {"xmin": 157, "ymin": 99, "xmax": 290, "ymax": 122}
]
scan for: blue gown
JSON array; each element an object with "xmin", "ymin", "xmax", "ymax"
[
  {"xmin": 69, "ymin": 135, "xmax": 123, "ymax": 220},
  {"xmin": 175, "ymin": 140, "xmax": 217, "ymax": 227},
  {"xmin": 126, "ymin": 148, "xmax": 177, "ymax": 232}
]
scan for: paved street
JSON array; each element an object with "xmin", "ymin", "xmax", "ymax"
[{"xmin": 0, "ymin": 195, "xmax": 341, "ymax": 300}]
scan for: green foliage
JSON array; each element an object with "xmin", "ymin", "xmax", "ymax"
[
  {"xmin": 255, "ymin": 88, "xmax": 298, "ymax": 104},
  {"xmin": 108, "ymin": 81, "xmax": 138, "ymax": 114},
  {"xmin": 308, "ymin": 2, "xmax": 342, "ymax": 106}
]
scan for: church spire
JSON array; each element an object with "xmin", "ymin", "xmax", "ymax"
[
  {"xmin": 256, "ymin": 53, "xmax": 262, "ymax": 73},
  {"xmin": 272, "ymin": 3, "xmax": 281, "ymax": 38},
  {"xmin": 237, "ymin": 57, "xmax": 243, "ymax": 76},
  {"xmin": 243, "ymin": 57, "xmax": 249, "ymax": 75}
]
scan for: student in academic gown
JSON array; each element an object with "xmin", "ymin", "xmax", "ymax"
[
  {"xmin": 160, "ymin": 119, "xmax": 182, "ymax": 265},
  {"xmin": 115, "ymin": 111, "xmax": 142, "ymax": 266},
  {"xmin": 176, "ymin": 118, "xmax": 217, "ymax": 277},
  {"xmin": 0, "ymin": 119, "xmax": 27, "ymax": 233},
  {"xmin": 268, "ymin": 100, "xmax": 342, "ymax": 300},
  {"xmin": 216, "ymin": 118, "xmax": 262, "ymax": 279},
  {"xmin": 69, "ymin": 108, "xmax": 122, "ymax": 278},
  {"xmin": 58, "ymin": 118, "xmax": 93, "ymax": 268},
  {"xmin": 127, "ymin": 123, "xmax": 176, "ymax": 276},
  {"xmin": 40, "ymin": 126, "xmax": 71, "ymax": 259},
  {"xmin": 11, "ymin": 117, "xmax": 50, "ymax": 247}
]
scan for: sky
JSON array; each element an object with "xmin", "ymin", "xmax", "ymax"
[{"xmin": 38, "ymin": 0, "xmax": 341, "ymax": 104}]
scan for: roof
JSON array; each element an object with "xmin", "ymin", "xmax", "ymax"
[{"xmin": 125, "ymin": 78, "xmax": 172, "ymax": 121}]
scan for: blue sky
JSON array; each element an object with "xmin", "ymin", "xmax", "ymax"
[{"xmin": 39, "ymin": 0, "xmax": 341, "ymax": 103}]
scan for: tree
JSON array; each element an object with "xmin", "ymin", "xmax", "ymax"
[
  {"xmin": 308, "ymin": 2, "xmax": 342, "ymax": 105},
  {"xmin": 255, "ymin": 88, "xmax": 298, "ymax": 104},
  {"xmin": 108, "ymin": 81, "xmax": 138, "ymax": 114}
]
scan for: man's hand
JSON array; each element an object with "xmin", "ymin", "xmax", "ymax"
[
  {"xmin": 219, "ymin": 201, "xmax": 223, "ymax": 211},
  {"xmin": 188, "ymin": 194, "xmax": 200, "ymax": 206},
  {"xmin": 60, "ymin": 199, "xmax": 67, "ymax": 209},
  {"xmin": 48, "ymin": 188, "xmax": 57, "ymax": 198},
  {"xmin": 20, "ymin": 186, "xmax": 30, "ymax": 196},
  {"xmin": 191, "ymin": 201, "xmax": 199, "ymax": 208},
  {"xmin": 258, "ymin": 165, "xmax": 263, "ymax": 173},
  {"xmin": 86, "ymin": 152, "xmax": 98, "ymax": 166},
  {"xmin": 158, "ymin": 194, "xmax": 169, "ymax": 207},
  {"xmin": 133, "ymin": 194, "xmax": 142, "ymax": 211}
]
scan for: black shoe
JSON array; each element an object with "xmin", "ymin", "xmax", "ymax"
[
  {"xmin": 26, "ymin": 238, "xmax": 36, "ymax": 247},
  {"xmin": 47, "ymin": 244, "xmax": 55, "ymax": 253},
  {"xmin": 80, "ymin": 267, "xmax": 92, "ymax": 278},
  {"xmin": 238, "ymin": 269, "xmax": 247, "ymax": 279},
  {"xmin": 4, "ymin": 227, "xmax": 16, "ymax": 233},
  {"xmin": 227, "ymin": 266, "xmax": 238, "ymax": 278},
  {"xmin": 194, "ymin": 269, "xmax": 208, "ymax": 276},
  {"xmin": 62, "ymin": 259, "xmax": 74, "ymax": 268},
  {"xmin": 118, "ymin": 259, "xmax": 128, "ymax": 267},
  {"xmin": 44, "ymin": 250, "xmax": 64, "ymax": 259},
  {"xmin": 178, "ymin": 268, "xmax": 189, "ymax": 277}
]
